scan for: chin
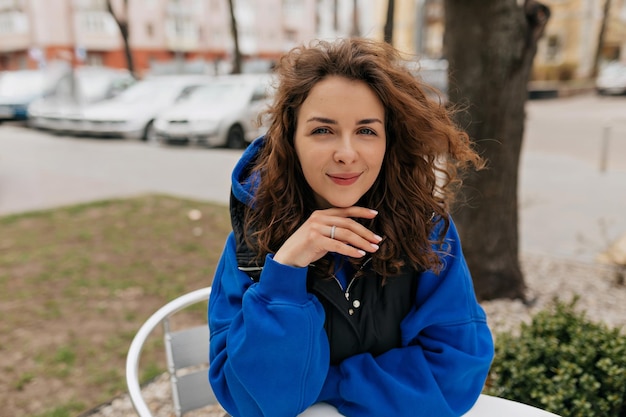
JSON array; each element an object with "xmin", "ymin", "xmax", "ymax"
[{"xmin": 326, "ymin": 198, "xmax": 361, "ymax": 208}]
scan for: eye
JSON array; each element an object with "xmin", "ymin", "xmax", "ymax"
[
  {"xmin": 357, "ymin": 127, "xmax": 377, "ymax": 136},
  {"xmin": 312, "ymin": 127, "xmax": 332, "ymax": 135}
]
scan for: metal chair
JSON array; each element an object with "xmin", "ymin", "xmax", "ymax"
[
  {"xmin": 126, "ymin": 286, "xmax": 218, "ymax": 417},
  {"xmin": 126, "ymin": 286, "xmax": 561, "ymax": 417}
]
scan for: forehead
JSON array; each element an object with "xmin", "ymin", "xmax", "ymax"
[{"xmin": 299, "ymin": 76, "xmax": 385, "ymax": 117}]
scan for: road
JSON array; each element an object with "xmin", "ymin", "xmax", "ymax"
[
  {"xmin": 0, "ymin": 128, "xmax": 242, "ymax": 215},
  {"xmin": 1, "ymin": 93, "xmax": 625, "ymax": 263},
  {"xmin": 520, "ymin": 94, "xmax": 626, "ymax": 263}
]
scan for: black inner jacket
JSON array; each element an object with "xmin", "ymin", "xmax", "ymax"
[{"xmin": 230, "ymin": 191, "xmax": 418, "ymax": 365}]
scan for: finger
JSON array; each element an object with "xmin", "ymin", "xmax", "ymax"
[
  {"xmin": 329, "ymin": 217, "xmax": 383, "ymax": 245},
  {"xmin": 327, "ymin": 236, "xmax": 368, "ymax": 258},
  {"xmin": 311, "ymin": 209, "xmax": 381, "ymax": 244},
  {"xmin": 329, "ymin": 226, "xmax": 380, "ymax": 254},
  {"xmin": 325, "ymin": 206, "xmax": 379, "ymax": 220}
]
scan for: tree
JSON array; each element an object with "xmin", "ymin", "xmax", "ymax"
[
  {"xmin": 351, "ymin": 0, "xmax": 360, "ymax": 37},
  {"xmin": 443, "ymin": 0, "xmax": 550, "ymax": 300},
  {"xmin": 592, "ymin": 0, "xmax": 612, "ymax": 77},
  {"xmin": 106, "ymin": 0, "xmax": 135, "ymax": 77},
  {"xmin": 227, "ymin": 0, "xmax": 242, "ymax": 74},
  {"xmin": 383, "ymin": 0, "xmax": 395, "ymax": 44}
]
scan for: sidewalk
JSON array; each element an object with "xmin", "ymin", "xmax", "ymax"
[
  {"xmin": 519, "ymin": 150, "xmax": 626, "ymax": 264},
  {"xmin": 521, "ymin": 92, "xmax": 626, "ymax": 265}
]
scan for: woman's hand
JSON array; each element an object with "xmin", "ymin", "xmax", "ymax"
[{"xmin": 273, "ymin": 206, "xmax": 382, "ymax": 268}]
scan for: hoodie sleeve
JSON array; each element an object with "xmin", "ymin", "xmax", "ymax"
[
  {"xmin": 208, "ymin": 233, "xmax": 329, "ymax": 417},
  {"xmin": 316, "ymin": 218, "xmax": 494, "ymax": 417}
]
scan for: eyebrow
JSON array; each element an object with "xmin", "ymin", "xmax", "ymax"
[{"xmin": 305, "ymin": 117, "xmax": 383, "ymax": 125}]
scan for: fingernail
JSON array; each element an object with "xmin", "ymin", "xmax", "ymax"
[
  {"xmin": 370, "ymin": 209, "xmax": 378, "ymax": 215},
  {"xmin": 357, "ymin": 250, "xmax": 366, "ymax": 256},
  {"xmin": 370, "ymin": 243, "xmax": 379, "ymax": 250},
  {"xmin": 373, "ymin": 234, "xmax": 383, "ymax": 242}
]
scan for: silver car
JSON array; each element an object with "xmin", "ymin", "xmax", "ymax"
[
  {"xmin": 28, "ymin": 66, "xmax": 135, "ymax": 133},
  {"xmin": 79, "ymin": 74, "xmax": 211, "ymax": 140},
  {"xmin": 153, "ymin": 74, "xmax": 274, "ymax": 148}
]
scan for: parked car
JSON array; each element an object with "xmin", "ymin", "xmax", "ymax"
[
  {"xmin": 28, "ymin": 66, "xmax": 136, "ymax": 132},
  {"xmin": 0, "ymin": 69, "xmax": 49, "ymax": 122},
  {"xmin": 153, "ymin": 74, "xmax": 274, "ymax": 148},
  {"xmin": 78, "ymin": 74, "xmax": 211, "ymax": 140},
  {"xmin": 596, "ymin": 62, "xmax": 626, "ymax": 95},
  {"xmin": 404, "ymin": 58, "xmax": 448, "ymax": 100}
]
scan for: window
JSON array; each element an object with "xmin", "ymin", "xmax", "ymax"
[
  {"xmin": 86, "ymin": 53, "xmax": 103, "ymax": 66},
  {"xmin": 209, "ymin": 0, "xmax": 220, "ymax": 12},
  {"xmin": 546, "ymin": 35, "xmax": 561, "ymax": 62},
  {"xmin": 73, "ymin": 0, "xmax": 107, "ymax": 11},
  {"xmin": 0, "ymin": 12, "xmax": 14, "ymax": 33}
]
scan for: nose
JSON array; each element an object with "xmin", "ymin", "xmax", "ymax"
[{"xmin": 333, "ymin": 136, "xmax": 358, "ymax": 164}]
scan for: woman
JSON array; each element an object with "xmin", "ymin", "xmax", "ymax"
[{"xmin": 208, "ymin": 37, "xmax": 494, "ymax": 417}]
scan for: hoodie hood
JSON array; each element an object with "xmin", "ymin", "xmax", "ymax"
[
  {"xmin": 230, "ymin": 136, "xmax": 266, "ymax": 279},
  {"xmin": 231, "ymin": 136, "xmax": 265, "ymax": 206}
]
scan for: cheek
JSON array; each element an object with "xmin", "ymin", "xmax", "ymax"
[
  {"xmin": 297, "ymin": 145, "xmax": 327, "ymax": 170},
  {"xmin": 369, "ymin": 144, "xmax": 386, "ymax": 173},
  {"xmin": 295, "ymin": 146, "xmax": 321, "ymax": 182}
]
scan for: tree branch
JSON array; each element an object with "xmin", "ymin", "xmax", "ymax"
[{"xmin": 524, "ymin": 0, "xmax": 551, "ymax": 44}]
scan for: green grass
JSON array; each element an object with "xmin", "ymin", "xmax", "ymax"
[{"xmin": 0, "ymin": 194, "xmax": 231, "ymax": 417}]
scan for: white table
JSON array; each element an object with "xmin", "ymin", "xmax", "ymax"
[{"xmin": 297, "ymin": 394, "xmax": 561, "ymax": 416}]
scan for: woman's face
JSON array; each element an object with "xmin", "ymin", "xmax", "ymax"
[{"xmin": 294, "ymin": 76, "xmax": 386, "ymax": 209}]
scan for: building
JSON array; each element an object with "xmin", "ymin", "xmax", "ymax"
[
  {"xmin": 396, "ymin": 0, "xmax": 626, "ymax": 80},
  {"xmin": 2, "ymin": 0, "xmax": 625, "ymax": 80},
  {"xmin": 533, "ymin": 0, "xmax": 626, "ymax": 80},
  {"xmin": 0, "ymin": 0, "xmax": 319, "ymax": 75}
]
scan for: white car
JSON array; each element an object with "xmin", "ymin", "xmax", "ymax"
[
  {"xmin": 596, "ymin": 62, "xmax": 626, "ymax": 95},
  {"xmin": 28, "ymin": 66, "xmax": 135, "ymax": 133},
  {"xmin": 153, "ymin": 74, "xmax": 274, "ymax": 148},
  {"xmin": 79, "ymin": 74, "xmax": 212, "ymax": 140},
  {"xmin": 0, "ymin": 69, "xmax": 50, "ymax": 122}
]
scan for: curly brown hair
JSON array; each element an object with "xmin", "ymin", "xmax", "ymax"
[{"xmin": 245, "ymin": 37, "xmax": 483, "ymax": 276}]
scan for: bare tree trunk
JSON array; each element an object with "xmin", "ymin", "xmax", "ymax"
[
  {"xmin": 228, "ymin": 0, "xmax": 242, "ymax": 74},
  {"xmin": 383, "ymin": 0, "xmax": 395, "ymax": 44},
  {"xmin": 592, "ymin": 0, "xmax": 612, "ymax": 77},
  {"xmin": 315, "ymin": 0, "xmax": 321, "ymax": 33},
  {"xmin": 444, "ymin": 0, "xmax": 550, "ymax": 300},
  {"xmin": 351, "ymin": 0, "xmax": 360, "ymax": 37},
  {"xmin": 106, "ymin": 0, "xmax": 136, "ymax": 78},
  {"xmin": 67, "ymin": 0, "xmax": 79, "ymax": 100}
]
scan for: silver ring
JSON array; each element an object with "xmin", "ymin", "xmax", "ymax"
[{"xmin": 330, "ymin": 225, "xmax": 336, "ymax": 240}]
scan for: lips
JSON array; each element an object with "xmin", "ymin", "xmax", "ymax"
[{"xmin": 327, "ymin": 173, "xmax": 361, "ymax": 186}]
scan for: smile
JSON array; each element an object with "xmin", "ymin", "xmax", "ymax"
[{"xmin": 327, "ymin": 173, "xmax": 361, "ymax": 186}]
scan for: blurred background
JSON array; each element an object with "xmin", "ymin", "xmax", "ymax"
[
  {"xmin": 0, "ymin": 0, "xmax": 625, "ymax": 83},
  {"xmin": 1, "ymin": 0, "xmax": 625, "ymax": 138},
  {"xmin": 1, "ymin": 1, "xmax": 626, "ymax": 417}
]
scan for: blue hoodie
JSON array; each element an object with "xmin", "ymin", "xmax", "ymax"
[{"xmin": 209, "ymin": 137, "xmax": 494, "ymax": 417}]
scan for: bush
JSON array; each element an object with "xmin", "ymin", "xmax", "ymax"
[{"xmin": 485, "ymin": 298, "xmax": 626, "ymax": 417}]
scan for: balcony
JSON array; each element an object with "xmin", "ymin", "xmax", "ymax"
[
  {"xmin": 0, "ymin": 10, "xmax": 29, "ymax": 52},
  {"xmin": 165, "ymin": 19, "xmax": 199, "ymax": 52},
  {"xmin": 74, "ymin": 11, "xmax": 119, "ymax": 50}
]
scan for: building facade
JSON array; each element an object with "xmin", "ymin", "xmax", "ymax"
[
  {"xmin": 1, "ymin": 0, "xmax": 625, "ymax": 79},
  {"xmin": 0, "ymin": 0, "xmax": 320, "ymax": 75},
  {"xmin": 532, "ymin": 0, "xmax": 626, "ymax": 79}
]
